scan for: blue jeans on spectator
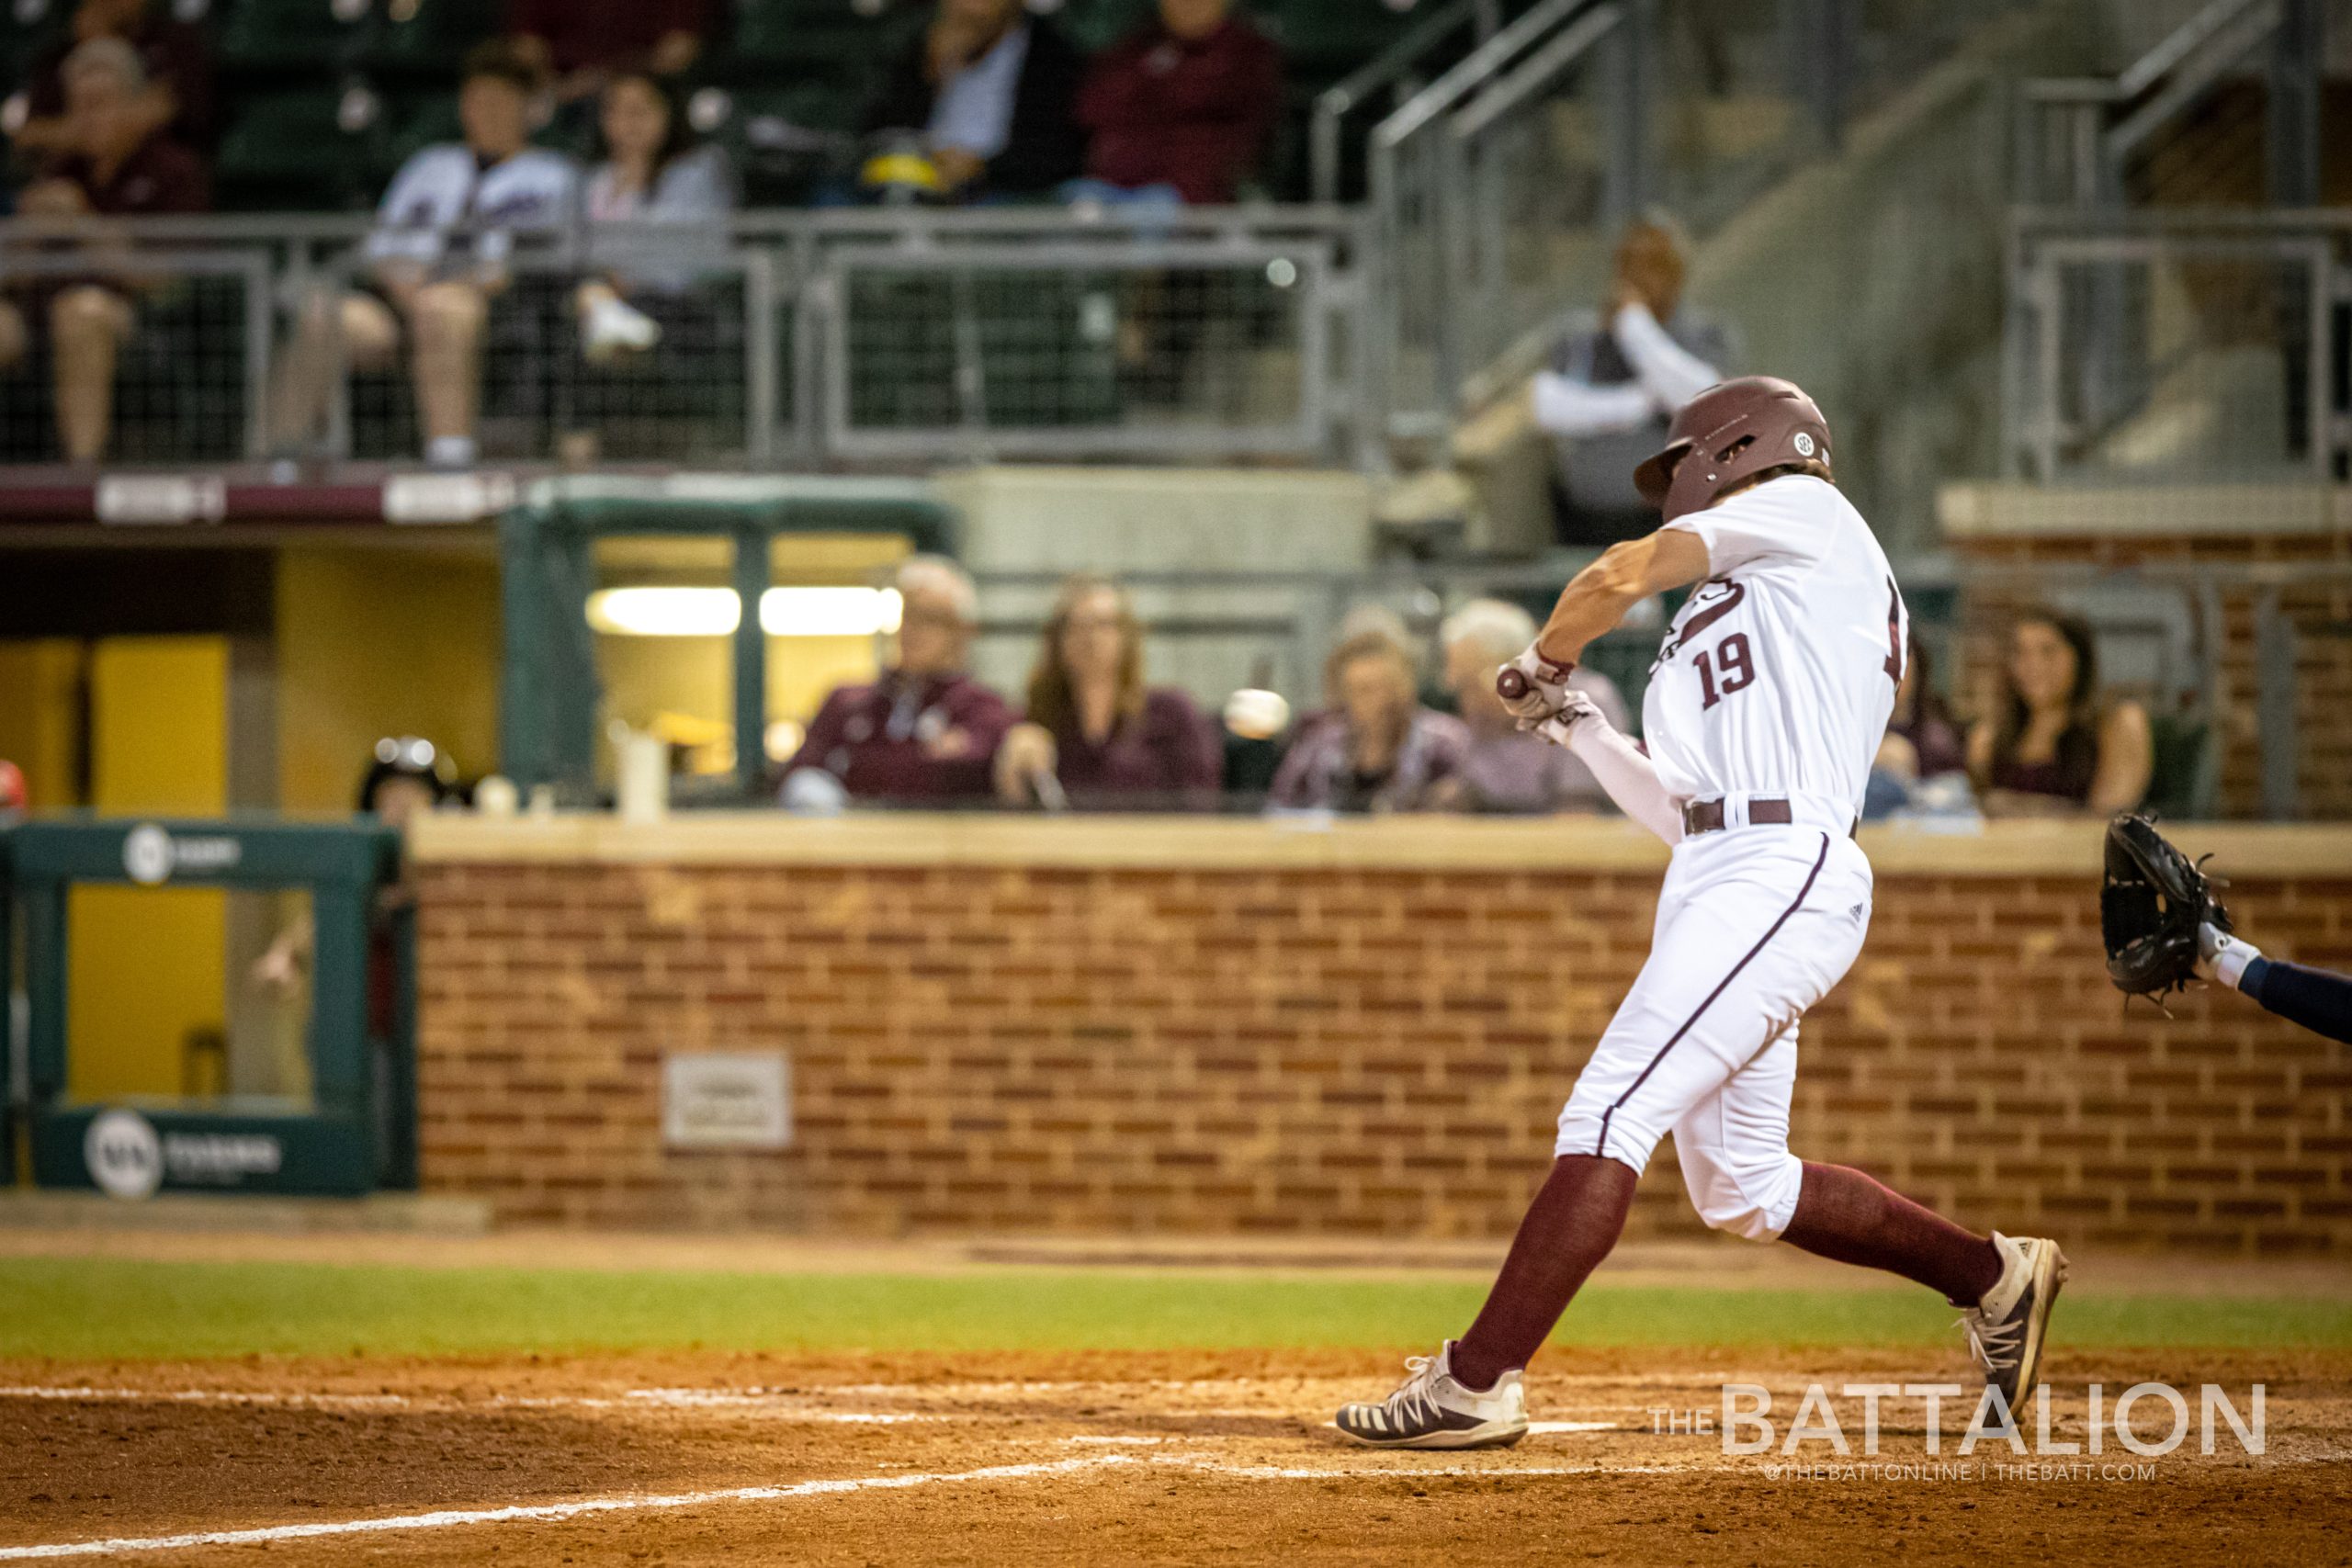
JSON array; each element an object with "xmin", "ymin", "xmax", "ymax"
[{"xmin": 1058, "ymin": 179, "xmax": 1186, "ymax": 240}]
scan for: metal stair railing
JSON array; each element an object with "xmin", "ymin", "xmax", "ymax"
[
  {"xmin": 1308, "ymin": 0, "xmax": 1506, "ymax": 206},
  {"xmin": 1365, "ymin": 0, "xmax": 1628, "ymax": 446}
]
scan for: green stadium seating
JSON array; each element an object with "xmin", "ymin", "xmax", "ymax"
[
  {"xmin": 363, "ymin": 0, "xmax": 497, "ymax": 73},
  {"xmin": 217, "ymin": 0, "xmax": 368, "ymax": 70},
  {"xmin": 1263, "ymin": 0, "xmax": 1426, "ymax": 73},
  {"xmin": 2143, "ymin": 713, "xmax": 2220, "ymax": 820},
  {"xmin": 214, "ymin": 88, "xmax": 381, "ymax": 208}
]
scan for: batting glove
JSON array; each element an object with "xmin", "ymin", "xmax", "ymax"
[
  {"xmin": 1497, "ymin": 643, "xmax": 1576, "ymax": 728},
  {"xmin": 1529, "ymin": 689, "xmax": 1606, "ymax": 749}
]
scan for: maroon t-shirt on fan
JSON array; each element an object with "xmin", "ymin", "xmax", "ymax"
[
  {"xmin": 1039, "ymin": 687, "xmax": 1222, "ymax": 809},
  {"xmin": 1074, "ymin": 17, "xmax": 1283, "ymax": 205},
  {"xmin": 786, "ymin": 671, "xmax": 1015, "ymax": 804},
  {"xmin": 48, "ymin": 134, "xmax": 211, "ymax": 217}
]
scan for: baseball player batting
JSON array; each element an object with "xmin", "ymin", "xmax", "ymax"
[{"xmin": 1337, "ymin": 377, "xmax": 2065, "ymax": 1449}]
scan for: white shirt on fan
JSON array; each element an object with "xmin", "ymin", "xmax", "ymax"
[
  {"xmin": 366, "ymin": 144, "xmax": 578, "ymax": 276},
  {"xmin": 1640, "ymin": 475, "xmax": 1905, "ymax": 819}
]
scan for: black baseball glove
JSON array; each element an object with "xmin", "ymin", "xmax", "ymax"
[{"xmin": 2101, "ymin": 814, "xmax": 2231, "ymax": 1000}]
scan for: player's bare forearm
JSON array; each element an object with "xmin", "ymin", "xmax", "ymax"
[{"xmin": 1533, "ymin": 529, "xmax": 1712, "ymax": 665}]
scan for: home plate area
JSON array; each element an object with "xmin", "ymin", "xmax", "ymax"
[{"xmin": 3, "ymin": 1348, "xmax": 2346, "ymax": 1565}]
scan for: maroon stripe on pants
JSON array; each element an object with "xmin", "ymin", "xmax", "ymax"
[{"xmin": 1592, "ymin": 831, "xmax": 1832, "ymax": 1158}]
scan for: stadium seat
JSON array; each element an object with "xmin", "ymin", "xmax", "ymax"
[
  {"xmin": 217, "ymin": 0, "xmax": 369, "ymax": 70},
  {"xmin": 1056, "ymin": 0, "xmax": 1153, "ymax": 54},
  {"xmin": 2143, "ymin": 712, "xmax": 2220, "ymax": 820},
  {"xmin": 1261, "ymin": 0, "xmax": 1425, "ymax": 74},
  {"xmin": 364, "ymin": 0, "xmax": 497, "ymax": 73},
  {"xmin": 214, "ymin": 88, "xmax": 382, "ymax": 209}
]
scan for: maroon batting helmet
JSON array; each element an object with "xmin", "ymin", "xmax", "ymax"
[{"xmin": 1633, "ymin": 377, "xmax": 1831, "ymax": 525}]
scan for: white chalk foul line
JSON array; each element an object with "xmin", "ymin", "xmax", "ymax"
[
  {"xmin": 0, "ymin": 1453, "xmax": 1633, "ymax": 1562},
  {"xmin": 0, "ymin": 1454, "xmax": 1144, "ymax": 1562}
]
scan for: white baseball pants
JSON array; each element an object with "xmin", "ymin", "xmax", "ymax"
[{"xmin": 1555, "ymin": 824, "xmax": 1874, "ymax": 1241}]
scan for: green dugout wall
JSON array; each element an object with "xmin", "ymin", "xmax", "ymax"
[
  {"xmin": 500, "ymin": 475, "xmax": 957, "ymax": 800},
  {"xmin": 0, "ymin": 818, "xmax": 413, "ymax": 1199}
]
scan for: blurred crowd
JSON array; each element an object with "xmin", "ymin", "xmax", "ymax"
[
  {"xmin": 758, "ymin": 557, "xmax": 2160, "ymax": 825},
  {"xmin": 0, "ymin": 0, "xmax": 1291, "ymax": 463},
  {"xmin": 0, "ymin": 583, "xmax": 2178, "ymax": 829}
]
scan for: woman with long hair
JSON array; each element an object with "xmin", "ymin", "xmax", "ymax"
[
  {"xmin": 574, "ymin": 69, "xmax": 733, "ymax": 358},
  {"xmin": 1967, "ymin": 609, "xmax": 2152, "ymax": 817},
  {"xmin": 993, "ymin": 574, "xmax": 1221, "ymax": 809}
]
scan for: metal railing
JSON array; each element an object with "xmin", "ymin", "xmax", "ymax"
[
  {"xmin": 0, "ymin": 207, "xmax": 1371, "ymax": 470},
  {"xmin": 2012, "ymin": 0, "xmax": 2330, "ymax": 209},
  {"xmin": 1368, "ymin": 0, "xmax": 2041, "ymax": 447},
  {"xmin": 1308, "ymin": 0, "xmax": 1506, "ymax": 206},
  {"xmin": 2003, "ymin": 208, "xmax": 2351, "ymax": 481}
]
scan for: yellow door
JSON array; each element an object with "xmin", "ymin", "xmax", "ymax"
[{"xmin": 66, "ymin": 637, "xmax": 231, "ymax": 1102}]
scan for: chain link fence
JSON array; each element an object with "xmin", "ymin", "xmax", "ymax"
[
  {"xmin": 2006, "ymin": 214, "xmax": 2349, "ymax": 480},
  {"xmin": 0, "ymin": 209, "xmax": 1364, "ymax": 470}
]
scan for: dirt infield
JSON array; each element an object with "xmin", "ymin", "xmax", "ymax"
[{"xmin": 4, "ymin": 1346, "xmax": 2346, "ymax": 1566}]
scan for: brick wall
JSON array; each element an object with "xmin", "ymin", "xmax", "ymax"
[
  {"xmin": 413, "ymin": 836, "xmax": 2352, "ymax": 1254},
  {"xmin": 1954, "ymin": 530, "xmax": 2352, "ymax": 820}
]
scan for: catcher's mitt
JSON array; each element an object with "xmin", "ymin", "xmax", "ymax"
[{"xmin": 2101, "ymin": 814, "xmax": 2231, "ymax": 1000}]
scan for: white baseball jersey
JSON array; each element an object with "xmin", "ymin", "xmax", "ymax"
[
  {"xmin": 1639, "ymin": 474, "xmax": 1905, "ymax": 821},
  {"xmin": 367, "ymin": 144, "xmax": 579, "ymax": 276}
]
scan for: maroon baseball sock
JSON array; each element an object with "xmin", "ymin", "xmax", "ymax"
[
  {"xmin": 1449, "ymin": 1155, "xmax": 1638, "ymax": 1393},
  {"xmin": 1779, "ymin": 1161, "xmax": 2005, "ymax": 1306}
]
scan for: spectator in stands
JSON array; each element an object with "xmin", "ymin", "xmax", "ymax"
[
  {"xmin": 1067, "ymin": 0, "xmax": 1282, "ymax": 209},
  {"xmin": 1866, "ymin": 633, "xmax": 1971, "ymax": 819},
  {"xmin": 0, "ymin": 37, "xmax": 209, "ymax": 464},
  {"xmin": 507, "ymin": 0, "xmax": 707, "ymax": 103},
  {"xmin": 993, "ymin": 574, "xmax": 1222, "ymax": 810},
  {"xmin": 10, "ymin": 0, "xmax": 215, "ymax": 158},
  {"xmin": 1878, "ymin": 633, "xmax": 1967, "ymax": 783},
  {"xmin": 863, "ymin": 0, "xmax": 1087, "ymax": 202},
  {"xmin": 1529, "ymin": 215, "xmax": 1731, "ymax": 546},
  {"xmin": 1968, "ymin": 609, "xmax": 2153, "ymax": 818},
  {"xmin": 269, "ymin": 41, "xmax": 576, "ymax": 468},
  {"xmin": 1268, "ymin": 629, "xmax": 1469, "ymax": 814},
  {"xmin": 574, "ymin": 71, "xmax": 734, "ymax": 361},
  {"xmin": 780, "ymin": 557, "xmax": 1016, "ymax": 810},
  {"xmin": 1428, "ymin": 598, "xmax": 1628, "ymax": 815}
]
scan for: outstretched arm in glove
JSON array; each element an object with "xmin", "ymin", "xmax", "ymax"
[
  {"xmin": 1497, "ymin": 530, "xmax": 1713, "ymax": 727},
  {"xmin": 2199, "ymin": 924, "xmax": 2352, "ymax": 1045},
  {"xmin": 1532, "ymin": 694, "xmax": 1683, "ymax": 846}
]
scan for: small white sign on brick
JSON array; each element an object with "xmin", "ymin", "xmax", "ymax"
[{"xmin": 662, "ymin": 1053, "xmax": 792, "ymax": 1151}]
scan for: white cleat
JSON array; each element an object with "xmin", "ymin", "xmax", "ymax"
[
  {"xmin": 1335, "ymin": 1340, "xmax": 1529, "ymax": 1450},
  {"xmin": 1962, "ymin": 1232, "xmax": 2069, "ymax": 1413}
]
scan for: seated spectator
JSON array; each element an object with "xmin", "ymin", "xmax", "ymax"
[
  {"xmin": 9, "ymin": 0, "xmax": 214, "ymax": 158},
  {"xmin": 573, "ymin": 71, "xmax": 733, "ymax": 360},
  {"xmin": 270, "ymin": 42, "xmax": 575, "ymax": 468},
  {"xmin": 863, "ymin": 0, "xmax": 1086, "ymax": 202},
  {"xmin": 1529, "ymin": 216, "xmax": 1731, "ymax": 546},
  {"xmin": 0, "ymin": 37, "xmax": 209, "ymax": 464},
  {"xmin": 1068, "ymin": 0, "xmax": 1281, "ymax": 209},
  {"xmin": 1967, "ymin": 609, "xmax": 2153, "ymax": 818},
  {"xmin": 1867, "ymin": 636, "xmax": 1972, "ymax": 820},
  {"xmin": 1876, "ymin": 633, "xmax": 1967, "ymax": 782},
  {"xmin": 1428, "ymin": 599, "xmax": 1629, "ymax": 815},
  {"xmin": 507, "ymin": 0, "xmax": 707, "ymax": 103},
  {"xmin": 780, "ymin": 557, "xmax": 1016, "ymax": 810},
  {"xmin": 993, "ymin": 574, "xmax": 1221, "ymax": 810},
  {"xmin": 1268, "ymin": 630, "xmax": 1469, "ymax": 814}
]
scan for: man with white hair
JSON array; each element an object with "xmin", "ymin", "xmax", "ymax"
[
  {"xmin": 779, "ymin": 556, "xmax": 1016, "ymax": 809},
  {"xmin": 1432, "ymin": 599, "xmax": 1629, "ymax": 815}
]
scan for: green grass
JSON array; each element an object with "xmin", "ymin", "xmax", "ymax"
[{"xmin": 4, "ymin": 1258, "xmax": 2348, "ymax": 1360}]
